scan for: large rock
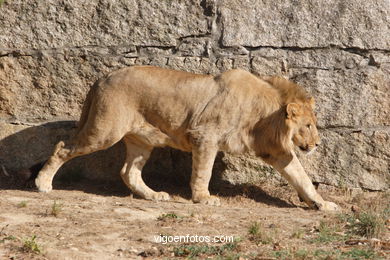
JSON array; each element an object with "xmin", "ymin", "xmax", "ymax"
[
  {"xmin": 251, "ymin": 48, "xmax": 390, "ymax": 127},
  {"xmin": 0, "ymin": 0, "xmax": 389, "ymax": 191},
  {"xmin": 220, "ymin": 0, "xmax": 390, "ymax": 49},
  {"xmin": 0, "ymin": 0, "xmax": 209, "ymax": 49},
  {"xmin": 300, "ymin": 129, "xmax": 390, "ymax": 191}
]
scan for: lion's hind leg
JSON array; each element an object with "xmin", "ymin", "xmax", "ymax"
[
  {"xmin": 120, "ymin": 137, "xmax": 170, "ymax": 201},
  {"xmin": 35, "ymin": 140, "xmax": 100, "ymax": 192},
  {"xmin": 35, "ymin": 141, "xmax": 68, "ymax": 192},
  {"xmin": 36, "ymin": 129, "xmax": 123, "ymax": 193}
]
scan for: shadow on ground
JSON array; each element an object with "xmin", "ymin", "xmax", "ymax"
[{"xmin": 0, "ymin": 121, "xmax": 294, "ymax": 209}]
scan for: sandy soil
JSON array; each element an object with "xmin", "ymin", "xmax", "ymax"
[{"xmin": 0, "ymin": 178, "xmax": 388, "ymax": 260}]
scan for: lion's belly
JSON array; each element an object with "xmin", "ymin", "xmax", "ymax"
[
  {"xmin": 127, "ymin": 121, "xmax": 192, "ymax": 152},
  {"xmin": 121, "ymin": 104, "xmax": 192, "ymax": 152}
]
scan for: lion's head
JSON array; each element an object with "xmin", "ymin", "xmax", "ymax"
[
  {"xmin": 261, "ymin": 76, "xmax": 321, "ymax": 155},
  {"xmin": 286, "ymin": 98, "xmax": 320, "ymax": 154}
]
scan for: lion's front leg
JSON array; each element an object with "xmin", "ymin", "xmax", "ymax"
[
  {"xmin": 190, "ymin": 142, "xmax": 220, "ymax": 206},
  {"xmin": 269, "ymin": 152, "xmax": 339, "ymax": 211}
]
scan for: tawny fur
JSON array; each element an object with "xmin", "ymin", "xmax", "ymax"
[{"xmin": 35, "ymin": 66, "xmax": 339, "ymax": 211}]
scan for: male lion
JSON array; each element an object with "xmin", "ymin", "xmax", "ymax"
[{"xmin": 35, "ymin": 66, "xmax": 339, "ymax": 211}]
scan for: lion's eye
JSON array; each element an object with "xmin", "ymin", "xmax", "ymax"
[{"xmin": 307, "ymin": 124, "xmax": 312, "ymax": 129}]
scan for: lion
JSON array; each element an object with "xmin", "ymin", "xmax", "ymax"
[{"xmin": 35, "ymin": 66, "xmax": 339, "ymax": 211}]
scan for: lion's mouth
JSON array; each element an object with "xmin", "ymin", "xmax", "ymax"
[
  {"xmin": 299, "ymin": 145, "xmax": 317, "ymax": 155},
  {"xmin": 299, "ymin": 146, "xmax": 309, "ymax": 152}
]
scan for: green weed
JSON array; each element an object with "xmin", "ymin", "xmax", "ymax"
[
  {"xmin": 353, "ymin": 213, "xmax": 384, "ymax": 238},
  {"xmin": 212, "ymin": 253, "xmax": 242, "ymax": 260},
  {"xmin": 248, "ymin": 221, "xmax": 260, "ymax": 235},
  {"xmin": 247, "ymin": 222, "xmax": 273, "ymax": 245},
  {"xmin": 272, "ymin": 249, "xmax": 290, "ymax": 259},
  {"xmin": 22, "ymin": 235, "xmax": 42, "ymax": 254},
  {"xmin": 17, "ymin": 201, "xmax": 27, "ymax": 208},
  {"xmin": 0, "ymin": 235, "xmax": 17, "ymax": 243},
  {"xmin": 313, "ymin": 249, "xmax": 334, "ymax": 258},
  {"xmin": 290, "ymin": 229, "xmax": 305, "ymax": 239},
  {"xmin": 294, "ymin": 249, "xmax": 309, "ymax": 259},
  {"xmin": 342, "ymin": 211, "xmax": 386, "ymax": 238},
  {"xmin": 173, "ymin": 242, "xmax": 238, "ymax": 258},
  {"xmin": 272, "ymin": 248, "xmax": 381, "ymax": 260},
  {"xmin": 341, "ymin": 248, "xmax": 380, "ymax": 260},
  {"xmin": 157, "ymin": 212, "xmax": 180, "ymax": 221},
  {"xmin": 310, "ymin": 220, "xmax": 344, "ymax": 243}
]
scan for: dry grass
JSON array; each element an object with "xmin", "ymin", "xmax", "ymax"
[{"xmin": 50, "ymin": 200, "xmax": 63, "ymax": 217}]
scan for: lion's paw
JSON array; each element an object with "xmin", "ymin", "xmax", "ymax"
[
  {"xmin": 194, "ymin": 195, "xmax": 221, "ymax": 206},
  {"xmin": 35, "ymin": 177, "xmax": 53, "ymax": 193},
  {"xmin": 318, "ymin": 201, "xmax": 340, "ymax": 211},
  {"xmin": 150, "ymin": 191, "xmax": 170, "ymax": 201}
]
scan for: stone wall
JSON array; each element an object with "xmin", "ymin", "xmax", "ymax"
[{"xmin": 0, "ymin": 0, "xmax": 389, "ymax": 190}]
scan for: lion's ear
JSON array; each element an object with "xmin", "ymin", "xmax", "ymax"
[{"xmin": 286, "ymin": 103, "xmax": 301, "ymax": 119}]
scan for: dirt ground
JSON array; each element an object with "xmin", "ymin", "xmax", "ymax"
[{"xmin": 0, "ymin": 177, "xmax": 389, "ymax": 260}]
